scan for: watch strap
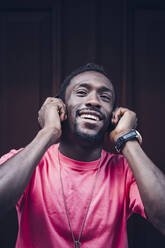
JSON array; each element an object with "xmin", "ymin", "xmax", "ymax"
[{"xmin": 115, "ymin": 130, "xmax": 142, "ymax": 153}]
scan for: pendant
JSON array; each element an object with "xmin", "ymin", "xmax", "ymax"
[{"xmin": 74, "ymin": 240, "xmax": 81, "ymax": 248}]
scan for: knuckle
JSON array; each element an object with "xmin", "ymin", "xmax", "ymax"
[
  {"xmin": 44, "ymin": 97, "xmax": 50, "ymax": 103},
  {"xmin": 129, "ymin": 110, "xmax": 136, "ymax": 117},
  {"xmin": 53, "ymin": 98, "xmax": 62, "ymax": 105},
  {"xmin": 133, "ymin": 112, "xmax": 137, "ymax": 118},
  {"xmin": 58, "ymin": 98, "xmax": 64, "ymax": 104},
  {"xmin": 47, "ymin": 97, "xmax": 53, "ymax": 101}
]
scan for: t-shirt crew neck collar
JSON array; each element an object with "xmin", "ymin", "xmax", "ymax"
[{"xmin": 58, "ymin": 148, "xmax": 105, "ymax": 171}]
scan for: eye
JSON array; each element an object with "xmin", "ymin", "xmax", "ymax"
[
  {"xmin": 100, "ymin": 94, "xmax": 112, "ymax": 102},
  {"xmin": 76, "ymin": 90, "xmax": 87, "ymax": 96}
]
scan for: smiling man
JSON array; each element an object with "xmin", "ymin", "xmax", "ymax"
[
  {"xmin": 59, "ymin": 70, "xmax": 115, "ymax": 158},
  {"xmin": 0, "ymin": 63, "xmax": 165, "ymax": 248}
]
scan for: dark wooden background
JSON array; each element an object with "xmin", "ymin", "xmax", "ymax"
[{"xmin": 0, "ymin": 0, "xmax": 165, "ymax": 247}]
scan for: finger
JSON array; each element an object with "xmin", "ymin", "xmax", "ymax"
[
  {"xmin": 134, "ymin": 117, "xmax": 138, "ymax": 129},
  {"xmin": 44, "ymin": 97, "xmax": 66, "ymax": 119},
  {"xmin": 42, "ymin": 97, "xmax": 55, "ymax": 106},
  {"xmin": 38, "ymin": 115, "xmax": 43, "ymax": 128},
  {"xmin": 54, "ymin": 98, "xmax": 67, "ymax": 120},
  {"xmin": 112, "ymin": 107, "xmax": 128, "ymax": 124},
  {"xmin": 42, "ymin": 97, "xmax": 63, "ymax": 107},
  {"xmin": 58, "ymin": 103, "xmax": 67, "ymax": 121}
]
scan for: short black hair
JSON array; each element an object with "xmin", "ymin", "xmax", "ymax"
[{"xmin": 57, "ymin": 63, "xmax": 117, "ymax": 109}]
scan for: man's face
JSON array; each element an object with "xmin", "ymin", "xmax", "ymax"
[{"xmin": 64, "ymin": 71, "xmax": 115, "ymax": 144}]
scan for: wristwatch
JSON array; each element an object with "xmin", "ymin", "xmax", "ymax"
[{"xmin": 115, "ymin": 130, "xmax": 142, "ymax": 153}]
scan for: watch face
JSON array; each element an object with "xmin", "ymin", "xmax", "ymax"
[{"xmin": 124, "ymin": 131, "xmax": 136, "ymax": 140}]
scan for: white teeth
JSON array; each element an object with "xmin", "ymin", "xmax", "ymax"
[{"xmin": 80, "ymin": 114, "xmax": 99, "ymax": 121}]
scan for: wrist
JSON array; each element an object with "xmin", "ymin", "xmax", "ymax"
[
  {"xmin": 37, "ymin": 127, "xmax": 61, "ymax": 147},
  {"xmin": 113, "ymin": 129, "xmax": 132, "ymax": 143},
  {"xmin": 121, "ymin": 139, "xmax": 140, "ymax": 153},
  {"xmin": 115, "ymin": 130, "xmax": 142, "ymax": 153}
]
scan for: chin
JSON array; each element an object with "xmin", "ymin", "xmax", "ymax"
[{"xmin": 73, "ymin": 125, "xmax": 105, "ymax": 145}]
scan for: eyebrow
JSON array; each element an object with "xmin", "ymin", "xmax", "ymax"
[
  {"xmin": 75, "ymin": 83, "xmax": 113, "ymax": 94},
  {"xmin": 99, "ymin": 86, "xmax": 113, "ymax": 94}
]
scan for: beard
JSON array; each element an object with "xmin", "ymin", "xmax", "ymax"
[
  {"xmin": 61, "ymin": 113, "xmax": 110, "ymax": 146},
  {"xmin": 72, "ymin": 121, "xmax": 106, "ymax": 145}
]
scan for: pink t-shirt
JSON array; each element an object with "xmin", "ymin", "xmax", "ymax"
[{"xmin": 0, "ymin": 144, "xmax": 146, "ymax": 248}]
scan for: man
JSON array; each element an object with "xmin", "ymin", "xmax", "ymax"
[{"xmin": 0, "ymin": 63, "xmax": 165, "ymax": 248}]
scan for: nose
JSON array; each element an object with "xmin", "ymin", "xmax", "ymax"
[{"xmin": 85, "ymin": 91, "xmax": 101, "ymax": 108}]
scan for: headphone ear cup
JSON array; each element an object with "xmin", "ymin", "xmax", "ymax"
[{"xmin": 107, "ymin": 113, "xmax": 117, "ymax": 133}]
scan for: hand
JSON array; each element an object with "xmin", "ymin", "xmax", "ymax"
[
  {"xmin": 38, "ymin": 97, "xmax": 67, "ymax": 142},
  {"xmin": 109, "ymin": 107, "xmax": 137, "ymax": 143}
]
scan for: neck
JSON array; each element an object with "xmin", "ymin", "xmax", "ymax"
[{"xmin": 59, "ymin": 137, "xmax": 102, "ymax": 162}]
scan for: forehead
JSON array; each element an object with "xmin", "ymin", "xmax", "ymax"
[{"xmin": 65, "ymin": 71, "xmax": 114, "ymax": 98}]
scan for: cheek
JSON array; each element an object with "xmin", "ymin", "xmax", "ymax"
[
  {"xmin": 105, "ymin": 108, "xmax": 113, "ymax": 124},
  {"xmin": 66, "ymin": 97, "xmax": 81, "ymax": 116}
]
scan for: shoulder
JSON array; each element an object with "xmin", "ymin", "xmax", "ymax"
[
  {"xmin": 102, "ymin": 149, "xmax": 128, "ymax": 169},
  {"xmin": 0, "ymin": 148, "xmax": 23, "ymax": 165},
  {"xmin": 40, "ymin": 143, "xmax": 59, "ymax": 161},
  {"xmin": 0, "ymin": 144, "xmax": 59, "ymax": 167},
  {"xmin": 34, "ymin": 143, "xmax": 59, "ymax": 170},
  {"xmin": 102, "ymin": 149, "xmax": 133, "ymax": 178}
]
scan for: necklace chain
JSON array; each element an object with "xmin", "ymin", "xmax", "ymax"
[{"xmin": 58, "ymin": 150, "xmax": 102, "ymax": 247}]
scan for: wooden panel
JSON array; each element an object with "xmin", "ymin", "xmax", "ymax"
[
  {"xmin": 0, "ymin": 11, "xmax": 51, "ymax": 154},
  {"xmin": 61, "ymin": 0, "xmax": 99, "ymax": 76},
  {"xmin": 0, "ymin": 1, "xmax": 164, "ymax": 248},
  {"xmin": 99, "ymin": 0, "xmax": 123, "ymax": 105},
  {"xmin": 127, "ymin": 6, "xmax": 165, "ymax": 248},
  {"xmin": 134, "ymin": 10, "xmax": 165, "ymax": 171},
  {"xmin": 60, "ymin": 0, "xmax": 125, "ymax": 106}
]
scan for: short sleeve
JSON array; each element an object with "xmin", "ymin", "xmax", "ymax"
[
  {"xmin": 0, "ymin": 149, "xmax": 26, "ymax": 209},
  {"xmin": 0, "ymin": 149, "xmax": 22, "ymax": 164},
  {"xmin": 124, "ymin": 158, "xmax": 147, "ymax": 219}
]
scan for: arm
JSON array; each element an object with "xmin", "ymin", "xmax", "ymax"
[
  {"xmin": 0, "ymin": 97, "xmax": 66, "ymax": 217},
  {"xmin": 110, "ymin": 107, "xmax": 165, "ymax": 235}
]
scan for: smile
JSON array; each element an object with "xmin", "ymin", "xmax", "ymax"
[
  {"xmin": 80, "ymin": 114, "xmax": 100, "ymax": 121},
  {"xmin": 77, "ymin": 109, "xmax": 104, "ymax": 122}
]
